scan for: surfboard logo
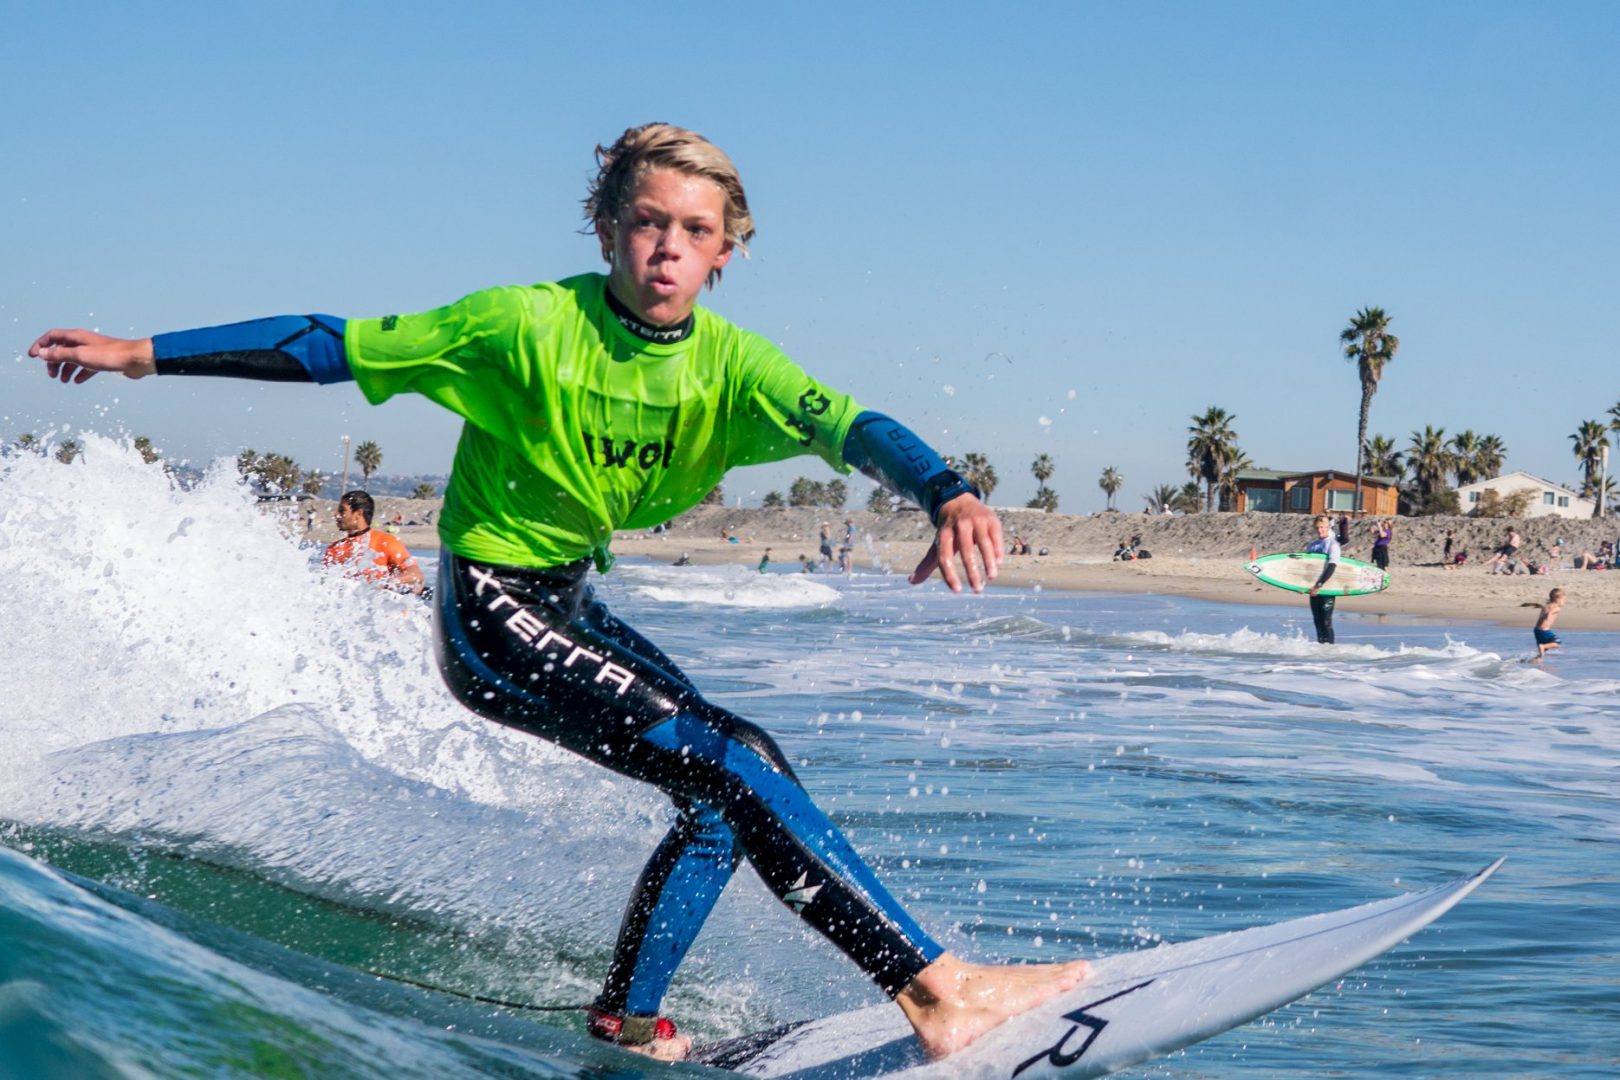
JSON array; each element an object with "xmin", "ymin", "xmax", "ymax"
[
  {"xmin": 1010, "ymin": 979, "xmax": 1156, "ymax": 1077},
  {"xmin": 782, "ymin": 872, "xmax": 823, "ymax": 913}
]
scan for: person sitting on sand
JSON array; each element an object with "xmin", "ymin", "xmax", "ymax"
[
  {"xmin": 1443, "ymin": 547, "xmax": 1470, "ymax": 570},
  {"xmin": 1521, "ymin": 587, "xmax": 1565, "ymax": 660},
  {"xmin": 1112, "ymin": 537, "xmax": 1134, "ymax": 561}
]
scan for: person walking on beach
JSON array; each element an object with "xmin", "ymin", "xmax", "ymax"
[
  {"xmin": 1522, "ymin": 588, "xmax": 1566, "ymax": 661},
  {"xmin": 1484, "ymin": 527, "xmax": 1522, "ymax": 574},
  {"xmin": 1335, "ymin": 513, "xmax": 1350, "ymax": 547},
  {"xmin": 29, "ymin": 122, "xmax": 1085, "ymax": 1063},
  {"xmin": 1370, "ymin": 519, "xmax": 1392, "ymax": 571},
  {"xmin": 1305, "ymin": 514, "xmax": 1342, "ymax": 644},
  {"xmin": 757, "ymin": 547, "xmax": 771, "ymax": 573}
]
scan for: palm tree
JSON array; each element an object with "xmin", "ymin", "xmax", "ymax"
[
  {"xmin": 1474, "ymin": 434, "xmax": 1507, "ymax": 481},
  {"xmin": 1406, "ymin": 426, "xmax": 1453, "ymax": 512},
  {"xmin": 1144, "ymin": 483, "xmax": 1177, "ymax": 513},
  {"xmin": 256, "ymin": 453, "xmax": 302, "ymax": 493},
  {"xmin": 1608, "ymin": 398, "xmax": 1620, "ymax": 435},
  {"xmin": 1173, "ymin": 481, "xmax": 1203, "ymax": 514},
  {"xmin": 411, "ymin": 481, "xmax": 438, "ymax": 500},
  {"xmin": 1449, "ymin": 430, "xmax": 1480, "ymax": 487},
  {"xmin": 762, "ymin": 491, "xmax": 785, "ymax": 508},
  {"xmin": 1570, "ymin": 420, "xmax": 1610, "ymax": 517},
  {"xmin": 959, "ymin": 452, "xmax": 998, "ymax": 503},
  {"xmin": 1186, "ymin": 406, "xmax": 1238, "ymax": 512},
  {"xmin": 1098, "ymin": 466, "xmax": 1123, "ymax": 510},
  {"xmin": 132, "ymin": 435, "xmax": 161, "ymax": 465},
  {"xmin": 1363, "ymin": 434, "xmax": 1404, "ymax": 484},
  {"xmin": 14, "ymin": 433, "xmax": 39, "ymax": 454},
  {"xmin": 54, "ymin": 439, "xmax": 82, "ymax": 465},
  {"xmin": 865, "ymin": 487, "xmax": 894, "ymax": 513},
  {"xmin": 1216, "ymin": 451, "xmax": 1253, "ymax": 512},
  {"xmin": 354, "ymin": 440, "xmax": 383, "ymax": 489},
  {"xmin": 788, "ymin": 477, "xmax": 821, "ymax": 507},
  {"xmin": 1028, "ymin": 454, "xmax": 1057, "ymax": 511},
  {"xmin": 1340, "ymin": 307, "xmax": 1399, "ymax": 513}
]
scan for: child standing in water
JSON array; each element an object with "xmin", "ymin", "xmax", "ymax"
[{"xmin": 1522, "ymin": 588, "xmax": 1566, "ymax": 660}]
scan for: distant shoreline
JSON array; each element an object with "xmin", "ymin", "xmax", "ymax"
[{"xmin": 280, "ymin": 498, "xmax": 1620, "ymax": 632}]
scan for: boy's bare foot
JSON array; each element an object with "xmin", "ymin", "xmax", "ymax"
[
  {"xmin": 895, "ymin": 953, "xmax": 1090, "ymax": 1060},
  {"xmin": 615, "ymin": 1032, "xmax": 691, "ymax": 1062}
]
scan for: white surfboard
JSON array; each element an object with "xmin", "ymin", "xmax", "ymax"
[
  {"xmin": 1246, "ymin": 551, "xmax": 1390, "ymax": 596},
  {"xmin": 692, "ymin": 859, "xmax": 1501, "ymax": 1078}
]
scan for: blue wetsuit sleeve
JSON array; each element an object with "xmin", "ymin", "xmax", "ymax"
[
  {"xmin": 841, "ymin": 410, "xmax": 980, "ymax": 526},
  {"xmin": 152, "ymin": 315, "xmax": 352, "ymax": 384}
]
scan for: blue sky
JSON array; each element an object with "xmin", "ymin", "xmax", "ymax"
[{"xmin": 5, "ymin": 2, "xmax": 1618, "ymax": 511}]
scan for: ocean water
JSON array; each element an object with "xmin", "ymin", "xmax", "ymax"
[{"xmin": 1, "ymin": 437, "xmax": 1615, "ymax": 1078}]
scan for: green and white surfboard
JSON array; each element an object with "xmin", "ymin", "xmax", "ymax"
[{"xmin": 1246, "ymin": 552, "xmax": 1390, "ymax": 596}]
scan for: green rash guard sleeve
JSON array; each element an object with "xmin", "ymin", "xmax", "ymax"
[
  {"xmin": 721, "ymin": 326, "xmax": 862, "ymax": 475},
  {"xmin": 346, "ymin": 287, "xmax": 532, "ymax": 426}
]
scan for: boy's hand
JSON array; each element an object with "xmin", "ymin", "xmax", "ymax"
[
  {"xmin": 909, "ymin": 494, "xmax": 1002, "ymax": 593},
  {"xmin": 29, "ymin": 330, "xmax": 156, "ymax": 383}
]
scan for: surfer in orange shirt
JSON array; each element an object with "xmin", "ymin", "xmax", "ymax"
[{"xmin": 323, "ymin": 490, "xmax": 425, "ymax": 595}]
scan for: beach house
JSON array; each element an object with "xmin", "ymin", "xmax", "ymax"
[
  {"xmin": 1232, "ymin": 469, "xmax": 1399, "ymax": 516},
  {"xmin": 1453, "ymin": 471, "xmax": 1596, "ymax": 519}
]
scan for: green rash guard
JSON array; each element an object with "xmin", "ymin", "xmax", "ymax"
[{"xmin": 345, "ymin": 274, "xmax": 862, "ymax": 570}]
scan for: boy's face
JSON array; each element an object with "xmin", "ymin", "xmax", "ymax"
[{"xmin": 605, "ymin": 168, "xmax": 733, "ymax": 326}]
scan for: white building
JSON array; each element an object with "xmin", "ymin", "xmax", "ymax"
[{"xmin": 1455, "ymin": 471, "xmax": 1595, "ymax": 519}]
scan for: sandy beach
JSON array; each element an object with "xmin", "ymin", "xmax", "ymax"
[{"xmin": 292, "ymin": 498, "xmax": 1620, "ymax": 632}]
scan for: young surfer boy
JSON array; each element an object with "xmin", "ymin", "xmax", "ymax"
[
  {"xmin": 1305, "ymin": 514, "xmax": 1341, "ymax": 644},
  {"xmin": 30, "ymin": 123, "xmax": 1086, "ymax": 1062}
]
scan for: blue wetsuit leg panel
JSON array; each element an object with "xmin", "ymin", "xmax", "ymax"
[{"xmin": 432, "ymin": 555, "xmax": 944, "ymax": 1018}]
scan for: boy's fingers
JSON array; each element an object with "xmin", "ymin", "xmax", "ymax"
[{"xmin": 937, "ymin": 529, "xmax": 962, "ymax": 592}]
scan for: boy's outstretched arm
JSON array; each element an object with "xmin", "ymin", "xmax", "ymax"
[
  {"xmin": 841, "ymin": 411, "xmax": 1001, "ymax": 593},
  {"xmin": 31, "ymin": 315, "xmax": 350, "ymax": 386}
]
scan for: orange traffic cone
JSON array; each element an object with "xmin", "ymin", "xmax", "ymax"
[{"xmin": 1250, "ymin": 545, "xmax": 1258, "ymax": 561}]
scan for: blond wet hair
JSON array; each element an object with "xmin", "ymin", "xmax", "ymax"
[{"xmin": 584, "ymin": 123, "xmax": 754, "ymax": 286}]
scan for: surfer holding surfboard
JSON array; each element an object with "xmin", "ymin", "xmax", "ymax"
[
  {"xmin": 29, "ymin": 123, "xmax": 1086, "ymax": 1063},
  {"xmin": 1304, "ymin": 514, "xmax": 1343, "ymax": 643}
]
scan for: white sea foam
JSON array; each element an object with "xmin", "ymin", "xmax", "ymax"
[{"xmin": 619, "ymin": 562, "xmax": 843, "ymax": 608}]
